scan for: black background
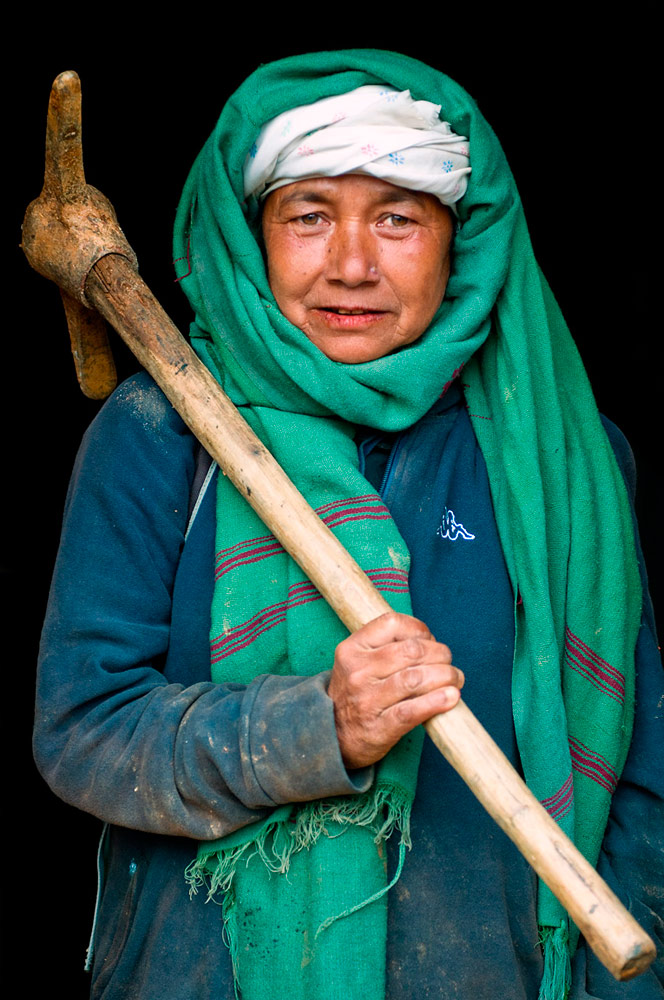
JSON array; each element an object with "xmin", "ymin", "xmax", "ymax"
[{"xmin": 5, "ymin": 20, "xmax": 661, "ymax": 993}]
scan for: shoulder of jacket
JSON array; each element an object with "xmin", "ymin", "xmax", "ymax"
[
  {"xmin": 70, "ymin": 371, "xmax": 200, "ymax": 508},
  {"xmin": 101, "ymin": 371, "xmax": 186, "ymax": 430},
  {"xmin": 81, "ymin": 371, "xmax": 197, "ymax": 457}
]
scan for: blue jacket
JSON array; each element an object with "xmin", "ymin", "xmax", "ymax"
[{"xmin": 34, "ymin": 373, "xmax": 663, "ymax": 998}]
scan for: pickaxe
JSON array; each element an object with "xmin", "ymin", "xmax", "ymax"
[{"xmin": 22, "ymin": 70, "xmax": 656, "ymax": 983}]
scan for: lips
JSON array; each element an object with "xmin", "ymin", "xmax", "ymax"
[
  {"xmin": 312, "ymin": 307, "xmax": 388, "ymax": 330},
  {"xmin": 318, "ymin": 307, "xmax": 386, "ymax": 314}
]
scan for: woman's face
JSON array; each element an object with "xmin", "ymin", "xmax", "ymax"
[{"xmin": 262, "ymin": 175, "xmax": 454, "ymax": 364}]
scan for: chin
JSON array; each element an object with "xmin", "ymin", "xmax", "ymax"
[
  {"xmin": 309, "ymin": 338, "xmax": 379, "ymax": 364},
  {"xmin": 317, "ymin": 340, "xmax": 407, "ymax": 364}
]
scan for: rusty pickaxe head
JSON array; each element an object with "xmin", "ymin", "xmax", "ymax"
[{"xmin": 21, "ymin": 71, "xmax": 138, "ymax": 399}]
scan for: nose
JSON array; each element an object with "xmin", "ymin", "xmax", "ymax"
[{"xmin": 324, "ymin": 221, "xmax": 379, "ymax": 287}]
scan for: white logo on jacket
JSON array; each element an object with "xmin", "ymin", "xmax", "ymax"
[{"xmin": 436, "ymin": 507, "xmax": 475, "ymax": 541}]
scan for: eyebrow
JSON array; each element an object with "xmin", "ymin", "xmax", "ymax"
[{"xmin": 277, "ymin": 186, "xmax": 429, "ymax": 209}]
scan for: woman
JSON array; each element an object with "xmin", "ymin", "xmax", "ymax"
[{"xmin": 34, "ymin": 50, "xmax": 662, "ymax": 999}]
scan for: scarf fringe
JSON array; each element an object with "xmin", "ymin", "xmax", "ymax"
[
  {"xmin": 185, "ymin": 781, "xmax": 413, "ymax": 903},
  {"xmin": 538, "ymin": 922, "xmax": 572, "ymax": 1000},
  {"xmin": 185, "ymin": 783, "xmax": 413, "ymax": 995}
]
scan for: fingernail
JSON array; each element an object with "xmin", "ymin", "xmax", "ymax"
[{"xmin": 444, "ymin": 686, "xmax": 461, "ymax": 706}]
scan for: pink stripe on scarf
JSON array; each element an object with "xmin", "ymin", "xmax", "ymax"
[
  {"xmin": 540, "ymin": 773, "xmax": 574, "ymax": 820},
  {"xmin": 568, "ymin": 737, "xmax": 618, "ymax": 794},
  {"xmin": 565, "ymin": 627, "xmax": 625, "ymax": 703}
]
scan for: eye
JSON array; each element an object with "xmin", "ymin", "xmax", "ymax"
[
  {"xmin": 387, "ymin": 214, "xmax": 410, "ymax": 227},
  {"xmin": 377, "ymin": 213, "xmax": 414, "ymax": 230},
  {"xmin": 297, "ymin": 212, "xmax": 324, "ymax": 226}
]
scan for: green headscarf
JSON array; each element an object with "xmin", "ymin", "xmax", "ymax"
[{"xmin": 175, "ymin": 50, "xmax": 641, "ymax": 1000}]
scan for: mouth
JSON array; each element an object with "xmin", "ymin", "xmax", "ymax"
[
  {"xmin": 322, "ymin": 307, "xmax": 382, "ymax": 315},
  {"xmin": 312, "ymin": 306, "xmax": 388, "ymax": 329}
]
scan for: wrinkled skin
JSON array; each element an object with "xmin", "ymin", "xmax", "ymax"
[
  {"xmin": 263, "ymin": 174, "xmax": 464, "ymax": 768},
  {"xmin": 328, "ymin": 612, "xmax": 464, "ymax": 768}
]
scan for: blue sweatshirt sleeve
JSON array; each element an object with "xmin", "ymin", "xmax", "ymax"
[
  {"xmin": 33, "ymin": 375, "xmax": 371, "ymax": 842},
  {"xmin": 571, "ymin": 419, "xmax": 664, "ymax": 997}
]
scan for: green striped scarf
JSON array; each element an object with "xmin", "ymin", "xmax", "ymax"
[{"xmin": 175, "ymin": 50, "xmax": 641, "ymax": 1000}]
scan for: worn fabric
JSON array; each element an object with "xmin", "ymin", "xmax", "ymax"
[
  {"xmin": 243, "ymin": 85, "xmax": 471, "ymax": 207},
  {"xmin": 173, "ymin": 50, "xmax": 642, "ymax": 998}
]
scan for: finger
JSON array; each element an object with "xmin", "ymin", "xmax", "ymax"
[
  {"xmin": 350, "ymin": 611, "xmax": 434, "ymax": 650},
  {"xmin": 378, "ymin": 661, "xmax": 465, "ymax": 706},
  {"xmin": 353, "ymin": 634, "xmax": 454, "ymax": 681},
  {"xmin": 386, "ymin": 685, "xmax": 463, "ymax": 733},
  {"xmin": 332, "ymin": 678, "xmax": 463, "ymax": 769},
  {"xmin": 332, "ymin": 650, "xmax": 462, "ymax": 723}
]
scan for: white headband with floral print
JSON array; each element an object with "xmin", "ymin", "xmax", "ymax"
[{"xmin": 243, "ymin": 85, "xmax": 471, "ymax": 209}]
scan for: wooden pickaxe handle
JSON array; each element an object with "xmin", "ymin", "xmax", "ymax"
[{"xmin": 22, "ymin": 71, "xmax": 656, "ymax": 983}]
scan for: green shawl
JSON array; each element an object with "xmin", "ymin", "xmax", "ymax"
[{"xmin": 174, "ymin": 50, "xmax": 641, "ymax": 1000}]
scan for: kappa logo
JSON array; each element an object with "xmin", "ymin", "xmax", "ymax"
[{"xmin": 436, "ymin": 507, "xmax": 476, "ymax": 541}]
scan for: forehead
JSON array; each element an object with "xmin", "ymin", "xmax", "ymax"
[{"xmin": 265, "ymin": 174, "xmax": 441, "ymax": 212}]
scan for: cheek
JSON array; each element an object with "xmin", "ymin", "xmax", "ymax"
[
  {"xmin": 421, "ymin": 231, "xmax": 453, "ymax": 311},
  {"xmin": 266, "ymin": 234, "xmax": 321, "ymax": 307},
  {"xmin": 386, "ymin": 241, "xmax": 450, "ymax": 314}
]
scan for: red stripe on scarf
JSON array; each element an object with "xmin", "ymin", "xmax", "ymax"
[
  {"xmin": 365, "ymin": 567, "xmax": 409, "ymax": 593},
  {"xmin": 323, "ymin": 509, "xmax": 392, "ymax": 528},
  {"xmin": 215, "ymin": 540, "xmax": 284, "ymax": 580},
  {"xmin": 211, "ymin": 583, "xmax": 318, "ymax": 650},
  {"xmin": 211, "ymin": 567, "xmax": 409, "ymax": 660},
  {"xmin": 211, "ymin": 583, "xmax": 322, "ymax": 662},
  {"xmin": 214, "ymin": 497, "xmax": 391, "ymax": 579},
  {"xmin": 315, "ymin": 494, "xmax": 384, "ymax": 515},
  {"xmin": 540, "ymin": 773, "xmax": 574, "ymax": 820},
  {"xmin": 568, "ymin": 736, "xmax": 618, "ymax": 794},
  {"xmin": 215, "ymin": 534, "xmax": 275, "ymax": 561},
  {"xmin": 564, "ymin": 627, "xmax": 625, "ymax": 704}
]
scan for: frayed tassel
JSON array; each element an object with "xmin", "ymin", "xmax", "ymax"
[
  {"xmin": 538, "ymin": 921, "xmax": 572, "ymax": 1000},
  {"xmin": 185, "ymin": 814, "xmax": 293, "ymax": 902},
  {"xmin": 221, "ymin": 890, "xmax": 241, "ymax": 1000},
  {"xmin": 291, "ymin": 782, "xmax": 413, "ymax": 852},
  {"xmin": 187, "ymin": 781, "xmax": 414, "ymax": 903},
  {"xmin": 307, "ymin": 783, "xmax": 413, "ymax": 939},
  {"xmin": 187, "ymin": 782, "xmax": 414, "ymax": 999}
]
